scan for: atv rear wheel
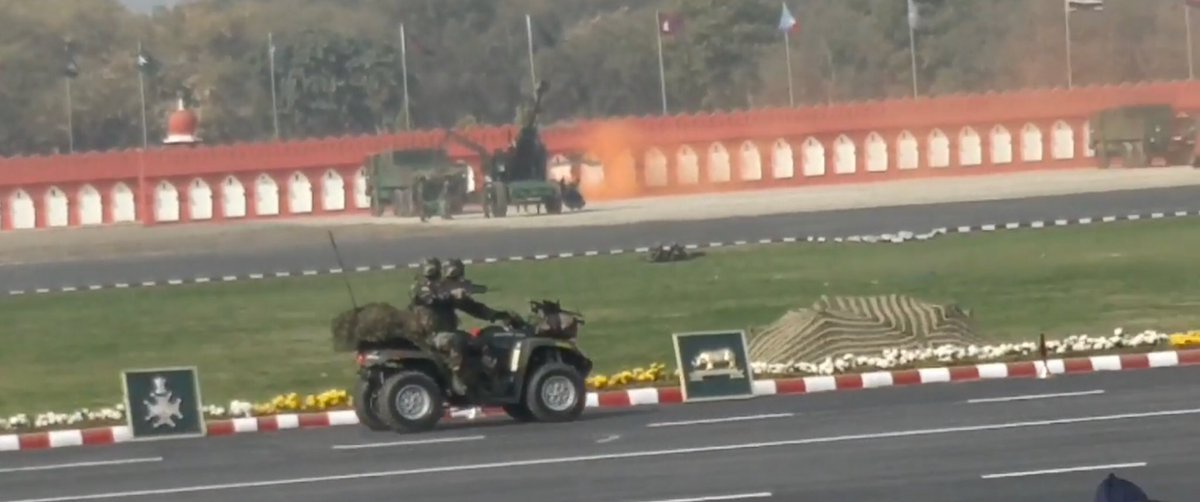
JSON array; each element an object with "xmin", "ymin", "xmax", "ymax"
[
  {"xmin": 377, "ymin": 371, "xmax": 445, "ymax": 433},
  {"xmin": 502, "ymin": 403, "xmax": 536, "ymax": 422},
  {"xmin": 352, "ymin": 377, "xmax": 389, "ymax": 432},
  {"xmin": 523, "ymin": 362, "xmax": 586, "ymax": 423}
]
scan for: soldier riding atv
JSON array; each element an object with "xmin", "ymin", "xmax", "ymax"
[{"xmin": 350, "ymin": 291, "xmax": 591, "ymax": 433}]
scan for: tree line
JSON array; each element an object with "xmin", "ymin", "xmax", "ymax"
[{"xmin": 0, "ymin": 0, "xmax": 1193, "ymax": 157}]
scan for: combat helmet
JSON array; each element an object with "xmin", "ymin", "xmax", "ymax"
[
  {"xmin": 443, "ymin": 258, "xmax": 465, "ymax": 281},
  {"xmin": 420, "ymin": 257, "xmax": 442, "ymax": 280}
]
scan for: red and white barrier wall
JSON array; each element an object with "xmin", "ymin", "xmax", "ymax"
[{"xmin": 3, "ymin": 80, "xmax": 1200, "ymax": 231}]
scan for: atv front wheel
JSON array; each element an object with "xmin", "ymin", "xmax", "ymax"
[
  {"xmin": 376, "ymin": 371, "xmax": 445, "ymax": 433},
  {"xmin": 523, "ymin": 363, "xmax": 586, "ymax": 423},
  {"xmin": 352, "ymin": 377, "xmax": 389, "ymax": 432}
]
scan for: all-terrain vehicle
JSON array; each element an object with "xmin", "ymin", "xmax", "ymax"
[{"xmin": 352, "ymin": 299, "xmax": 592, "ymax": 433}]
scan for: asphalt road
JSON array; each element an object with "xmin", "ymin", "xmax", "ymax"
[
  {"xmin": 3, "ymin": 185, "xmax": 1200, "ymax": 293},
  {"xmin": 2, "ymin": 366, "xmax": 1197, "ymax": 501}
]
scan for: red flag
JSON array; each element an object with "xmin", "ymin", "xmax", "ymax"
[
  {"xmin": 1188, "ymin": 0, "xmax": 1200, "ymax": 8},
  {"xmin": 658, "ymin": 12, "xmax": 684, "ymax": 36}
]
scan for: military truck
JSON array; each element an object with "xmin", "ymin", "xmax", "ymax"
[
  {"xmin": 467, "ymin": 80, "xmax": 585, "ymax": 218},
  {"xmin": 363, "ymin": 149, "xmax": 471, "ymax": 218},
  {"xmin": 1089, "ymin": 104, "xmax": 1199, "ymax": 168}
]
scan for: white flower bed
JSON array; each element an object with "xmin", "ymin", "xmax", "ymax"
[
  {"xmin": 0, "ymin": 400, "xmax": 258, "ymax": 432},
  {"xmin": 751, "ymin": 328, "xmax": 1170, "ymax": 376}
]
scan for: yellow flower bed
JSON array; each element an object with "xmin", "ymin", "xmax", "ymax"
[
  {"xmin": 251, "ymin": 389, "xmax": 349, "ymax": 415},
  {"xmin": 1168, "ymin": 330, "xmax": 1200, "ymax": 348},
  {"xmin": 586, "ymin": 362, "xmax": 675, "ymax": 390}
]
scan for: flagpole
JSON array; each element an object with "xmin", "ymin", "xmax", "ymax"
[
  {"xmin": 655, "ymin": 10, "xmax": 668, "ymax": 115},
  {"xmin": 1063, "ymin": 0, "xmax": 1074, "ymax": 89},
  {"xmin": 268, "ymin": 32, "xmax": 280, "ymax": 140},
  {"xmin": 137, "ymin": 40, "xmax": 149, "ymax": 225},
  {"xmin": 65, "ymin": 77, "xmax": 74, "ymax": 153},
  {"xmin": 525, "ymin": 14, "xmax": 537, "ymax": 87},
  {"xmin": 784, "ymin": 30, "xmax": 795, "ymax": 107},
  {"xmin": 907, "ymin": 24, "xmax": 918, "ymax": 98},
  {"xmin": 1187, "ymin": 6, "xmax": 1195, "ymax": 80},
  {"xmin": 399, "ymin": 23, "xmax": 411, "ymax": 130}
]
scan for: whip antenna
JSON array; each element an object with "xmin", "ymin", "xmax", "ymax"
[{"xmin": 327, "ymin": 230, "xmax": 358, "ymax": 309}]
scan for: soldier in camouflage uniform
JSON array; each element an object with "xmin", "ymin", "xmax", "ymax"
[
  {"xmin": 409, "ymin": 257, "xmax": 504, "ymax": 396},
  {"xmin": 413, "ymin": 176, "xmax": 428, "ymax": 222}
]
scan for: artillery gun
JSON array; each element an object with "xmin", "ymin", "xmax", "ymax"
[{"xmin": 446, "ymin": 80, "xmax": 585, "ymax": 218}]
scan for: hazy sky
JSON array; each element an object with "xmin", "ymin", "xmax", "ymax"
[{"xmin": 119, "ymin": 0, "xmax": 182, "ymax": 13}]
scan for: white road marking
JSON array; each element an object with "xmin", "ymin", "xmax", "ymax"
[
  {"xmin": 0, "ymin": 457, "xmax": 163, "ymax": 475},
  {"xmin": 9, "ymin": 407, "xmax": 1200, "ymax": 502},
  {"xmin": 981, "ymin": 462, "xmax": 1147, "ymax": 479},
  {"xmin": 596, "ymin": 435, "xmax": 621, "ymax": 444},
  {"xmin": 628, "ymin": 492, "xmax": 773, "ymax": 502},
  {"xmin": 646, "ymin": 413, "xmax": 795, "ymax": 428},
  {"xmin": 330, "ymin": 435, "xmax": 486, "ymax": 450},
  {"xmin": 967, "ymin": 389, "xmax": 1105, "ymax": 404}
]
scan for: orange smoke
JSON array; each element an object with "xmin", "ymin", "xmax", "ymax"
[{"xmin": 578, "ymin": 121, "xmax": 642, "ymax": 202}]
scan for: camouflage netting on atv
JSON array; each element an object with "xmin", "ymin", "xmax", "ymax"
[
  {"xmin": 747, "ymin": 294, "xmax": 984, "ymax": 365},
  {"xmin": 331, "ymin": 302, "xmax": 422, "ymax": 352}
]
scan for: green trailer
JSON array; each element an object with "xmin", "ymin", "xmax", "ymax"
[
  {"xmin": 1089, "ymin": 104, "xmax": 1198, "ymax": 168},
  {"xmin": 363, "ymin": 149, "xmax": 471, "ymax": 218}
]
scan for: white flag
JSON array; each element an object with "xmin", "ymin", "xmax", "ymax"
[
  {"xmin": 907, "ymin": 0, "xmax": 920, "ymax": 30},
  {"xmin": 1066, "ymin": 0, "xmax": 1103, "ymax": 12}
]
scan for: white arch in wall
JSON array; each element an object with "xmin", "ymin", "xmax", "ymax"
[
  {"xmin": 928, "ymin": 129, "xmax": 950, "ymax": 168},
  {"xmin": 1021, "ymin": 123, "xmax": 1044, "ymax": 162},
  {"xmin": 644, "ymin": 148, "xmax": 668, "ymax": 187},
  {"xmin": 288, "ymin": 171, "xmax": 313, "ymax": 214},
  {"xmin": 548, "ymin": 154, "xmax": 572, "ymax": 182},
  {"xmin": 188, "ymin": 178, "xmax": 213, "ymax": 221},
  {"xmin": 581, "ymin": 154, "xmax": 608, "ymax": 186},
  {"xmin": 353, "ymin": 167, "xmax": 369, "ymax": 209},
  {"xmin": 1083, "ymin": 121, "xmax": 1094, "ymax": 157},
  {"xmin": 676, "ymin": 145, "xmax": 700, "ymax": 185},
  {"xmin": 78, "ymin": 184, "xmax": 102, "ymax": 226},
  {"xmin": 322, "ymin": 169, "xmax": 346, "ymax": 211},
  {"xmin": 833, "ymin": 135, "xmax": 856, "ymax": 174},
  {"xmin": 8, "ymin": 189, "xmax": 35, "ymax": 229},
  {"xmin": 221, "ymin": 176, "xmax": 247, "ymax": 218},
  {"xmin": 959, "ymin": 127, "xmax": 982, "ymax": 167},
  {"xmin": 865, "ymin": 132, "xmax": 887, "ymax": 172},
  {"xmin": 802, "ymin": 137, "xmax": 826, "ymax": 176},
  {"xmin": 740, "ymin": 141, "xmax": 763, "ymax": 181},
  {"xmin": 896, "ymin": 131, "xmax": 919, "ymax": 170},
  {"xmin": 43, "ymin": 186, "xmax": 69, "ymax": 228},
  {"xmin": 990, "ymin": 125, "xmax": 1013, "ymax": 164},
  {"xmin": 255, "ymin": 174, "xmax": 280, "ymax": 216},
  {"xmin": 1052, "ymin": 120, "xmax": 1075, "ymax": 160},
  {"xmin": 111, "ymin": 183, "xmax": 135, "ymax": 222},
  {"xmin": 707, "ymin": 143, "xmax": 731, "ymax": 183},
  {"xmin": 154, "ymin": 180, "xmax": 180, "ymax": 223},
  {"xmin": 771, "ymin": 139, "xmax": 794, "ymax": 179}
]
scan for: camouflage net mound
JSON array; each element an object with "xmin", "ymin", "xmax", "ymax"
[
  {"xmin": 330, "ymin": 302, "xmax": 424, "ymax": 352},
  {"xmin": 747, "ymin": 294, "xmax": 984, "ymax": 365}
]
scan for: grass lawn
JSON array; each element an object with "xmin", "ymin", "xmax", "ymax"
[{"xmin": 3, "ymin": 218, "xmax": 1200, "ymax": 416}]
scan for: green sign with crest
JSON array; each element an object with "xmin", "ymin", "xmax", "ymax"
[
  {"xmin": 671, "ymin": 330, "xmax": 755, "ymax": 402},
  {"xmin": 121, "ymin": 366, "xmax": 207, "ymax": 440}
]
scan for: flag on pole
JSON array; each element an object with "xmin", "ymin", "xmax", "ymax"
[
  {"xmin": 1186, "ymin": 0, "xmax": 1200, "ymax": 8},
  {"xmin": 779, "ymin": 3, "xmax": 798, "ymax": 33},
  {"xmin": 907, "ymin": 0, "xmax": 921, "ymax": 30},
  {"xmin": 136, "ymin": 43, "xmax": 159, "ymax": 76},
  {"xmin": 658, "ymin": 12, "xmax": 684, "ymax": 36},
  {"xmin": 64, "ymin": 40, "xmax": 80, "ymax": 79},
  {"xmin": 1067, "ymin": 0, "xmax": 1104, "ymax": 12}
]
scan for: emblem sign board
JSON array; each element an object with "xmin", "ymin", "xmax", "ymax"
[
  {"xmin": 121, "ymin": 366, "xmax": 207, "ymax": 440},
  {"xmin": 672, "ymin": 330, "xmax": 755, "ymax": 402}
]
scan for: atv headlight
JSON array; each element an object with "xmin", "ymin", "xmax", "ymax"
[{"xmin": 510, "ymin": 341, "xmax": 522, "ymax": 372}]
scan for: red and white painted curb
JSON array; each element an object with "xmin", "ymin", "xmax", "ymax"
[{"xmin": 4, "ymin": 348, "xmax": 1199, "ymax": 453}]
